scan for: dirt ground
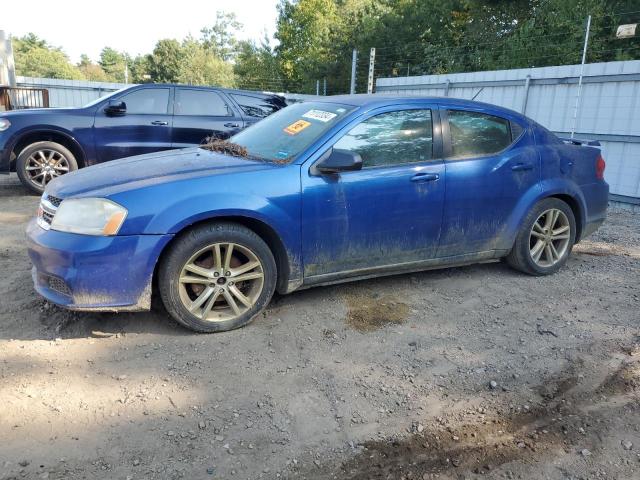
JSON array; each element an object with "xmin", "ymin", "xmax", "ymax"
[{"xmin": 1, "ymin": 174, "xmax": 639, "ymax": 480}]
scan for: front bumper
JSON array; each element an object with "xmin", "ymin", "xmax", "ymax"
[{"xmin": 26, "ymin": 218, "xmax": 173, "ymax": 311}]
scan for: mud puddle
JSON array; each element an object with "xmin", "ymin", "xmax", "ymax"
[
  {"xmin": 343, "ymin": 292, "xmax": 409, "ymax": 332},
  {"xmin": 327, "ymin": 351, "xmax": 640, "ymax": 479}
]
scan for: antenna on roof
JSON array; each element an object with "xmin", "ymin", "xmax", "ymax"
[{"xmin": 471, "ymin": 87, "xmax": 484, "ymax": 101}]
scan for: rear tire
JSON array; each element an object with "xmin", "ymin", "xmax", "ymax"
[
  {"xmin": 16, "ymin": 141, "xmax": 78, "ymax": 195},
  {"xmin": 158, "ymin": 222, "xmax": 277, "ymax": 333},
  {"xmin": 506, "ymin": 198, "xmax": 576, "ymax": 276}
]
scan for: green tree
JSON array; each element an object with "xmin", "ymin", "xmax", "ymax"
[
  {"xmin": 77, "ymin": 54, "xmax": 110, "ymax": 81},
  {"xmin": 178, "ymin": 38, "xmax": 236, "ymax": 86},
  {"xmin": 148, "ymin": 39, "xmax": 183, "ymax": 83},
  {"xmin": 200, "ymin": 11, "xmax": 243, "ymax": 60},
  {"xmin": 98, "ymin": 47, "xmax": 130, "ymax": 82},
  {"xmin": 12, "ymin": 33, "xmax": 84, "ymax": 80},
  {"xmin": 234, "ymin": 36, "xmax": 284, "ymax": 91}
]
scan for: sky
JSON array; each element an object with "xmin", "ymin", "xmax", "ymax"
[{"xmin": 2, "ymin": 0, "xmax": 280, "ymax": 62}]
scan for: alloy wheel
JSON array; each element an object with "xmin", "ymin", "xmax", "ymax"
[
  {"xmin": 25, "ymin": 149, "xmax": 70, "ymax": 188},
  {"xmin": 177, "ymin": 242, "xmax": 265, "ymax": 322},
  {"xmin": 529, "ymin": 208, "xmax": 571, "ymax": 268}
]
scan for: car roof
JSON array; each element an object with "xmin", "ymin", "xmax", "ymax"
[
  {"xmin": 311, "ymin": 94, "xmax": 525, "ymax": 119},
  {"xmin": 131, "ymin": 83, "xmax": 281, "ymax": 98}
]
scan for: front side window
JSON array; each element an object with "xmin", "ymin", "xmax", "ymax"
[
  {"xmin": 332, "ymin": 109, "xmax": 433, "ymax": 168},
  {"xmin": 175, "ymin": 89, "xmax": 230, "ymax": 116},
  {"xmin": 447, "ymin": 110, "xmax": 512, "ymax": 157},
  {"xmin": 119, "ymin": 88, "xmax": 169, "ymax": 115}
]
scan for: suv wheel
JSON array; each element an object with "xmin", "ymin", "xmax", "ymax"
[
  {"xmin": 16, "ymin": 141, "xmax": 78, "ymax": 194},
  {"xmin": 158, "ymin": 222, "xmax": 277, "ymax": 333}
]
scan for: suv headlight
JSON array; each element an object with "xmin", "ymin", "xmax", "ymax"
[
  {"xmin": 0, "ymin": 118, "xmax": 10, "ymax": 131},
  {"xmin": 51, "ymin": 198, "xmax": 128, "ymax": 236}
]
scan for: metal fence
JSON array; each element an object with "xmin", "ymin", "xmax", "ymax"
[
  {"xmin": 16, "ymin": 77, "xmax": 127, "ymax": 107},
  {"xmin": 376, "ymin": 60, "xmax": 640, "ymax": 202},
  {"xmin": 0, "ymin": 86, "xmax": 50, "ymax": 110},
  {"xmin": 15, "ymin": 76, "xmax": 319, "ymax": 107}
]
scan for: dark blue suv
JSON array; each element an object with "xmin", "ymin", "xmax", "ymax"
[{"xmin": 0, "ymin": 84, "xmax": 286, "ymax": 193}]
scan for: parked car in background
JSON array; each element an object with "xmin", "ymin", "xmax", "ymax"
[
  {"xmin": 26, "ymin": 96, "xmax": 608, "ymax": 333},
  {"xmin": 0, "ymin": 84, "xmax": 286, "ymax": 193}
]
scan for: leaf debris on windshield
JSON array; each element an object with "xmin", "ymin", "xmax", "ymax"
[
  {"xmin": 200, "ymin": 138, "xmax": 290, "ymax": 164},
  {"xmin": 200, "ymin": 138, "xmax": 251, "ymax": 158}
]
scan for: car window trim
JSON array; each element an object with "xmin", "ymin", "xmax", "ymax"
[
  {"xmin": 441, "ymin": 108, "xmax": 525, "ymax": 161},
  {"xmin": 114, "ymin": 86, "xmax": 172, "ymax": 116},
  {"xmin": 308, "ymin": 104, "xmax": 444, "ymax": 176},
  {"xmin": 173, "ymin": 87, "xmax": 233, "ymax": 117}
]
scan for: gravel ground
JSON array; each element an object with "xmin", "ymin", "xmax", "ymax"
[{"xmin": 1, "ymin": 174, "xmax": 639, "ymax": 480}]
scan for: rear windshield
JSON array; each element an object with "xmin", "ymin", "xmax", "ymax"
[{"xmin": 229, "ymin": 102, "xmax": 356, "ymax": 162}]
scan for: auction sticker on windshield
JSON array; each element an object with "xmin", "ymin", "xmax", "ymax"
[
  {"xmin": 284, "ymin": 120, "xmax": 312, "ymax": 135},
  {"xmin": 302, "ymin": 110, "xmax": 337, "ymax": 123}
]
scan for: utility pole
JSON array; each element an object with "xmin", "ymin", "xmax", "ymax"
[
  {"xmin": 350, "ymin": 49, "xmax": 357, "ymax": 94},
  {"xmin": 323, "ymin": 78, "xmax": 326, "ymax": 96},
  {"xmin": 570, "ymin": 15, "xmax": 591, "ymax": 139},
  {"xmin": 316, "ymin": 79, "xmax": 320, "ymax": 96},
  {"xmin": 0, "ymin": 31, "xmax": 16, "ymax": 87},
  {"xmin": 367, "ymin": 48, "xmax": 376, "ymax": 94}
]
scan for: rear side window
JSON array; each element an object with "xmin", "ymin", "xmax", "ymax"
[
  {"xmin": 175, "ymin": 89, "xmax": 230, "ymax": 116},
  {"xmin": 119, "ymin": 88, "xmax": 169, "ymax": 115},
  {"xmin": 447, "ymin": 110, "xmax": 512, "ymax": 157},
  {"xmin": 231, "ymin": 94, "xmax": 281, "ymax": 118},
  {"xmin": 333, "ymin": 109, "xmax": 433, "ymax": 168}
]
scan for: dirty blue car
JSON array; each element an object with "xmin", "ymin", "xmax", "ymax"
[{"xmin": 26, "ymin": 96, "xmax": 609, "ymax": 332}]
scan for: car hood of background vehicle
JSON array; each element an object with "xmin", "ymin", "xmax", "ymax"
[
  {"xmin": 47, "ymin": 148, "xmax": 279, "ymax": 198},
  {"xmin": 1, "ymin": 107, "xmax": 82, "ymax": 118}
]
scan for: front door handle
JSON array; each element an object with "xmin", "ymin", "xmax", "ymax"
[
  {"xmin": 511, "ymin": 163, "xmax": 533, "ymax": 171},
  {"xmin": 411, "ymin": 172, "xmax": 439, "ymax": 182},
  {"xmin": 151, "ymin": 120, "xmax": 168, "ymax": 126},
  {"xmin": 224, "ymin": 122, "xmax": 240, "ymax": 128}
]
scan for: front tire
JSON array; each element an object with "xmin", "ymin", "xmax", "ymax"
[
  {"xmin": 158, "ymin": 222, "xmax": 277, "ymax": 333},
  {"xmin": 16, "ymin": 141, "xmax": 78, "ymax": 195},
  {"xmin": 506, "ymin": 198, "xmax": 576, "ymax": 276}
]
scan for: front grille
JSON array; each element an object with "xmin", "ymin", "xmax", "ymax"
[
  {"xmin": 42, "ymin": 210, "xmax": 54, "ymax": 224},
  {"xmin": 37, "ymin": 193, "xmax": 62, "ymax": 230},
  {"xmin": 48, "ymin": 276, "xmax": 71, "ymax": 296},
  {"xmin": 47, "ymin": 195, "xmax": 63, "ymax": 208}
]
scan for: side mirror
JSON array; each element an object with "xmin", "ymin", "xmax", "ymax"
[
  {"xmin": 316, "ymin": 148, "xmax": 363, "ymax": 174},
  {"xmin": 104, "ymin": 100, "xmax": 126, "ymax": 116}
]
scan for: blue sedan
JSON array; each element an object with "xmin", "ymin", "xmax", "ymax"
[{"xmin": 26, "ymin": 96, "xmax": 609, "ymax": 332}]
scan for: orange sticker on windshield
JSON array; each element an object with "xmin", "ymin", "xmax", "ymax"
[{"xmin": 284, "ymin": 119, "xmax": 311, "ymax": 135}]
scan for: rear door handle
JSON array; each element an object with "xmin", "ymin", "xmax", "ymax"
[
  {"xmin": 411, "ymin": 172, "xmax": 439, "ymax": 182},
  {"xmin": 151, "ymin": 120, "xmax": 168, "ymax": 126},
  {"xmin": 511, "ymin": 163, "xmax": 533, "ymax": 171},
  {"xmin": 224, "ymin": 122, "xmax": 240, "ymax": 128}
]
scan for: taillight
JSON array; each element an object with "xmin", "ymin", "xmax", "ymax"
[{"xmin": 596, "ymin": 154, "xmax": 606, "ymax": 180}]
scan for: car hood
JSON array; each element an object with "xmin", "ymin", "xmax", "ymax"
[
  {"xmin": 47, "ymin": 148, "xmax": 279, "ymax": 198},
  {"xmin": 0, "ymin": 107, "xmax": 82, "ymax": 118}
]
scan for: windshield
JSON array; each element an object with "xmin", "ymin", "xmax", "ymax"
[
  {"xmin": 82, "ymin": 87, "xmax": 129, "ymax": 108},
  {"xmin": 228, "ymin": 102, "xmax": 356, "ymax": 162}
]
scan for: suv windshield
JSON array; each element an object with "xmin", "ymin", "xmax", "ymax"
[{"xmin": 228, "ymin": 102, "xmax": 356, "ymax": 162}]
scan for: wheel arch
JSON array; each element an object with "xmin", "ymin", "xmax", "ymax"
[
  {"xmin": 153, "ymin": 214, "xmax": 293, "ymax": 295},
  {"xmin": 11, "ymin": 129, "xmax": 86, "ymax": 169},
  {"xmin": 548, "ymin": 193, "xmax": 584, "ymax": 242},
  {"xmin": 502, "ymin": 181, "xmax": 588, "ymax": 251}
]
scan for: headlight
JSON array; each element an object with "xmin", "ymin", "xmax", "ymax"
[
  {"xmin": 0, "ymin": 118, "xmax": 10, "ymax": 131},
  {"xmin": 51, "ymin": 198, "xmax": 128, "ymax": 236}
]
